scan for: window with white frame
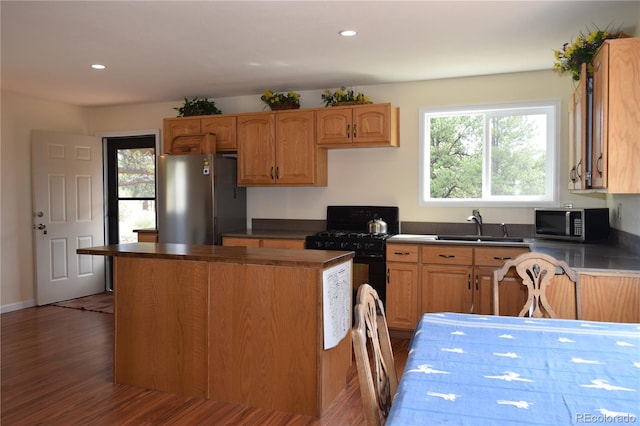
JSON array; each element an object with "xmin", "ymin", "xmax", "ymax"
[{"xmin": 419, "ymin": 100, "xmax": 560, "ymax": 206}]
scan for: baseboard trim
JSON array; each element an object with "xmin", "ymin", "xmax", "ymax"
[{"xmin": 1, "ymin": 299, "xmax": 36, "ymax": 314}]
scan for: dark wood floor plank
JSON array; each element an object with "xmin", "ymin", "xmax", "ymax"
[{"xmin": 1, "ymin": 305, "xmax": 409, "ymax": 425}]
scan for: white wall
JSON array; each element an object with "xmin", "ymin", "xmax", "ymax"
[
  {"xmin": 2, "ymin": 68, "xmax": 639, "ymax": 309},
  {"xmin": 89, "ymin": 70, "xmax": 609, "ymax": 225}
]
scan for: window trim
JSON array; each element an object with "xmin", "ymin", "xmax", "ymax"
[{"xmin": 418, "ymin": 99, "xmax": 561, "ymax": 207}]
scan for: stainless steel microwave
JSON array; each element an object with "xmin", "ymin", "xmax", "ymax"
[{"xmin": 534, "ymin": 208, "xmax": 609, "ymax": 241}]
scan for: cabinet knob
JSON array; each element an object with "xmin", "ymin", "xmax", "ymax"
[{"xmin": 438, "ymin": 254, "xmax": 455, "ymax": 259}]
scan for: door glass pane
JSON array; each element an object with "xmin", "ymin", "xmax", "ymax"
[
  {"xmin": 118, "ymin": 200, "xmax": 156, "ymax": 243},
  {"xmin": 117, "ymin": 148, "xmax": 155, "ymax": 198}
]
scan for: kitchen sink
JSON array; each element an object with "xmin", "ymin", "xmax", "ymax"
[{"xmin": 436, "ymin": 235, "xmax": 524, "ymax": 243}]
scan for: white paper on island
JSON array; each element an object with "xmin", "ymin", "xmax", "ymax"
[{"xmin": 322, "ymin": 261, "xmax": 352, "ymax": 350}]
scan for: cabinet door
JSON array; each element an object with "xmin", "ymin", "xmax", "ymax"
[
  {"xmin": 163, "ymin": 118, "xmax": 201, "ymax": 153},
  {"xmin": 386, "ymin": 262, "xmax": 419, "ymax": 330},
  {"xmin": 592, "ymin": 38, "xmax": 640, "ymax": 193},
  {"xmin": 591, "ymin": 43, "xmax": 609, "ymax": 189},
  {"xmin": 237, "ymin": 114, "xmax": 276, "ymax": 185},
  {"xmin": 276, "ymin": 111, "xmax": 318, "ymax": 185},
  {"xmin": 474, "ymin": 247, "xmax": 529, "ymax": 316},
  {"xmin": 202, "ymin": 115, "xmax": 237, "ymax": 152},
  {"xmin": 421, "ymin": 265, "xmax": 473, "ymax": 314},
  {"xmin": 568, "ymin": 65, "xmax": 588, "ymax": 190},
  {"xmin": 352, "ymin": 104, "xmax": 392, "ymax": 146},
  {"xmin": 475, "ymin": 266, "xmax": 527, "ymax": 316},
  {"xmin": 316, "ymin": 107, "xmax": 352, "ymax": 145}
]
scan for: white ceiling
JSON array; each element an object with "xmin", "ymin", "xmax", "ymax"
[{"xmin": 2, "ymin": 1, "xmax": 638, "ymax": 108}]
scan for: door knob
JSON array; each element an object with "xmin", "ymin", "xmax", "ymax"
[{"xmin": 37, "ymin": 224, "xmax": 46, "ymax": 230}]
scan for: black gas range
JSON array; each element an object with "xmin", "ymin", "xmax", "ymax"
[{"xmin": 305, "ymin": 206, "xmax": 399, "ymax": 304}]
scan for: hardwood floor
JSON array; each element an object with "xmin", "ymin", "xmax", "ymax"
[{"xmin": 1, "ymin": 305, "xmax": 409, "ymax": 425}]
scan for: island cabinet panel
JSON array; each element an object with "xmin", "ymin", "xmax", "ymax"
[
  {"xmin": 580, "ymin": 273, "xmax": 640, "ymax": 323},
  {"xmin": 113, "ymin": 257, "xmax": 209, "ymax": 398},
  {"xmin": 208, "ymin": 262, "xmax": 350, "ymax": 417}
]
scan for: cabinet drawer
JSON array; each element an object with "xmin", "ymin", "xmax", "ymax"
[
  {"xmin": 386, "ymin": 244, "xmax": 419, "ymax": 262},
  {"xmin": 475, "ymin": 247, "xmax": 529, "ymax": 267},
  {"xmin": 421, "ymin": 246, "xmax": 473, "ymax": 265}
]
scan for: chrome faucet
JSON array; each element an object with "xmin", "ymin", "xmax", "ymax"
[{"xmin": 467, "ymin": 209, "xmax": 483, "ymax": 236}]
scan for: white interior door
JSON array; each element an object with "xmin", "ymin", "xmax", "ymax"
[{"xmin": 31, "ymin": 130, "xmax": 105, "ymax": 305}]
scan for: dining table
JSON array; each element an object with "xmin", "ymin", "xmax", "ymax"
[{"xmin": 387, "ymin": 312, "xmax": 640, "ymax": 425}]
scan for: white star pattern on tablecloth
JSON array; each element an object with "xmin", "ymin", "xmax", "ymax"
[
  {"xmin": 485, "ymin": 371, "xmax": 533, "ymax": 382},
  {"xmin": 581, "ymin": 379, "xmax": 635, "ymax": 391}
]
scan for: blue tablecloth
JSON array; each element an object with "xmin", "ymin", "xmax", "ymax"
[{"xmin": 387, "ymin": 313, "xmax": 640, "ymax": 425}]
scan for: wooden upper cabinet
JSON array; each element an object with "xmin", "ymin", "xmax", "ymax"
[
  {"xmin": 591, "ymin": 37, "xmax": 640, "ymax": 193},
  {"xmin": 567, "ymin": 63, "xmax": 589, "ymax": 190},
  {"xmin": 163, "ymin": 115, "xmax": 237, "ymax": 153},
  {"xmin": 316, "ymin": 103, "xmax": 399, "ymax": 148},
  {"xmin": 163, "ymin": 117, "xmax": 201, "ymax": 153},
  {"xmin": 201, "ymin": 115, "xmax": 237, "ymax": 152},
  {"xmin": 237, "ymin": 110, "xmax": 327, "ymax": 186}
]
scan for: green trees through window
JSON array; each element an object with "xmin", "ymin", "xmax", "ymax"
[{"xmin": 421, "ymin": 101, "xmax": 557, "ymax": 205}]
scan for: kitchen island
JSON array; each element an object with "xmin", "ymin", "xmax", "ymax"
[{"xmin": 77, "ymin": 243, "xmax": 354, "ymax": 418}]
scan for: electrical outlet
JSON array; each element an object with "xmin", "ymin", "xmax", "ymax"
[{"xmin": 617, "ymin": 203, "xmax": 623, "ymax": 224}]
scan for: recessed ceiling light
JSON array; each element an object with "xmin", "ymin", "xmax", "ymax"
[
  {"xmin": 91, "ymin": 64, "xmax": 106, "ymax": 70},
  {"xmin": 339, "ymin": 30, "xmax": 357, "ymax": 37}
]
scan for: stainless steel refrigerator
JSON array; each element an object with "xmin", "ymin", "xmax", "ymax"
[{"xmin": 157, "ymin": 153, "xmax": 246, "ymax": 245}]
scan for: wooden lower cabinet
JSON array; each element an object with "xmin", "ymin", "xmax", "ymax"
[
  {"xmin": 387, "ymin": 242, "xmax": 639, "ymax": 326},
  {"xmin": 386, "ymin": 243, "xmax": 529, "ymax": 330},
  {"xmin": 386, "ymin": 261, "xmax": 420, "ymax": 329},
  {"xmin": 474, "ymin": 247, "xmax": 530, "ymax": 316},
  {"xmin": 222, "ymin": 236, "xmax": 305, "ymax": 250},
  {"xmin": 386, "ymin": 244, "xmax": 420, "ymax": 329},
  {"xmin": 422, "ymin": 264, "xmax": 474, "ymax": 313}
]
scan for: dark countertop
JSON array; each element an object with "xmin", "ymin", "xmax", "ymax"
[
  {"xmin": 387, "ymin": 234, "xmax": 640, "ymax": 273},
  {"xmin": 77, "ymin": 243, "xmax": 354, "ymax": 269},
  {"xmin": 132, "ymin": 228, "xmax": 157, "ymax": 234}
]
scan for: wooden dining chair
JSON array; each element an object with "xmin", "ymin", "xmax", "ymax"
[
  {"xmin": 493, "ymin": 252, "xmax": 581, "ymax": 319},
  {"xmin": 352, "ymin": 284, "xmax": 398, "ymax": 426}
]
